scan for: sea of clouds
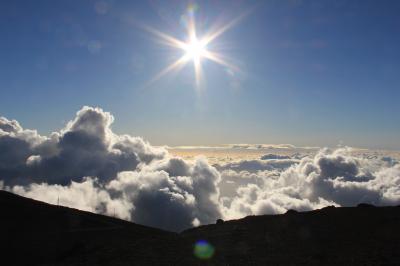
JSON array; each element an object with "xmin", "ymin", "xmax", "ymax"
[{"xmin": 1, "ymin": 106, "xmax": 399, "ymax": 231}]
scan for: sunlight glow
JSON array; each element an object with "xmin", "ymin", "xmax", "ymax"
[
  {"xmin": 182, "ymin": 35, "xmax": 207, "ymax": 62},
  {"xmin": 143, "ymin": 3, "xmax": 246, "ymax": 90}
]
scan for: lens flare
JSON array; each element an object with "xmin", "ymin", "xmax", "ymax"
[{"xmin": 194, "ymin": 240, "xmax": 215, "ymax": 260}]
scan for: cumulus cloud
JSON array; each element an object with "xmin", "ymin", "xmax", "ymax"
[
  {"xmin": 11, "ymin": 177, "xmax": 132, "ymax": 220},
  {"xmin": 1, "ymin": 107, "xmax": 400, "ymax": 231},
  {"xmin": 0, "ymin": 107, "xmax": 167, "ymax": 185},
  {"xmin": 0, "ymin": 107, "xmax": 221, "ymax": 231},
  {"xmin": 220, "ymin": 148, "xmax": 400, "ymax": 219},
  {"xmin": 105, "ymin": 157, "xmax": 222, "ymax": 231}
]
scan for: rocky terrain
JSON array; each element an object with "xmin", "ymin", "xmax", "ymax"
[{"xmin": 1, "ymin": 190, "xmax": 400, "ymax": 265}]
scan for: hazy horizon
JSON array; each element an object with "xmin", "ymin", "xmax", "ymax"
[{"xmin": 2, "ymin": 110, "xmax": 399, "ymax": 151}]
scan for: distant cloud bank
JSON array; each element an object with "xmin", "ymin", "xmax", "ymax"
[{"xmin": 1, "ymin": 107, "xmax": 399, "ymax": 231}]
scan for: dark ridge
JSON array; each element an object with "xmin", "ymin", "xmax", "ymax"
[
  {"xmin": 285, "ymin": 209, "xmax": 298, "ymax": 214},
  {"xmin": 2, "ymin": 190, "xmax": 400, "ymax": 265},
  {"xmin": 357, "ymin": 203, "xmax": 376, "ymax": 208},
  {"xmin": 0, "ymin": 190, "xmax": 181, "ymax": 265}
]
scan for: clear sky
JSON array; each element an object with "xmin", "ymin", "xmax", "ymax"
[{"xmin": 0, "ymin": 0, "xmax": 399, "ymax": 149}]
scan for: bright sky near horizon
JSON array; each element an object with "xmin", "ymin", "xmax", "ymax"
[{"xmin": 0, "ymin": 0, "xmax": 399, "ymax": 149}]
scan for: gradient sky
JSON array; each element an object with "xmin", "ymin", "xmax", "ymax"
[{"xmin": 0, "ymin": 0, "xmax": 399, "ymax": 149}]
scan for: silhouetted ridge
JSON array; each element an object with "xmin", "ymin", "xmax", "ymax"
[{"xmin": 2, "ymin": 190, "xmax": 400, "ymax": 265}]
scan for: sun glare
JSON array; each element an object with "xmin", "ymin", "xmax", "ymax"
[
  {"xmin": 183, "ymin": 35, "xmax": 207, "ymax": 61},
  {"xmin": 143, "ymin": 3, "xmax": 249, "ymax": 90}
]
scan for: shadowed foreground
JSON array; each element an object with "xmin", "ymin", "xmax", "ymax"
[{"xmin": 1, "ymin": 190, "xmax": 400, "ymax": 265}]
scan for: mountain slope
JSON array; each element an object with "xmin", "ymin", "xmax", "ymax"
[
  {"xmin": 0, "ymin": 190, "xmax": 181, "ymax": 265},
  {"xmin": 182, "ymin": 205, "xmax": 400, "ymax": 265},
  {"xmin": 1, "ymin": 190, "xmax": 400, "ymax": 265}
]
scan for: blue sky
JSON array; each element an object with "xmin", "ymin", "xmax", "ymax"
[{"xmin": 0, "ymin": 0, "xmax": 399, "ymax": 149}]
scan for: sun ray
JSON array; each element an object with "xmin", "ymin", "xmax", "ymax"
[
  {"xmin": 142, "ymin": 24, "xmax": 187, "ymax": 50},
  {"xmin": 146, "ymin": 55, "xmax": 188, "ymax": 87},
  {"xmin": 186, "ymin": 12, "xmax": 196, "ymax": 40},
  {"xmin": 141, "ymin": 4, "xmax": 248, "ymax": 90},
  {"xmin": 203, "ymin": 51, "xmax": 240, "ymax": 73},
  {"xmin": 202, "ymin": 9, "xmax": 252, "ymax": 46},
  {"xmin": 193, "ymin": 56, "xmax": 203, "ymax": 89}
]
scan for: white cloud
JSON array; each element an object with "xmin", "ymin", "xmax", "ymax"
[
  {"xmin": 0, "ymin": 107, "xmax": 221, "ymax": 231},
  {"xmin": 215, "ymin": 158, "xmax": 299, "ymax": 173},
  {"xmin": 221, "ymin": 148, "xmax": 400, "ymax": 220},
  {"xmin": 12, "ymin": 177, "xmax": 132, "ymax": 220},
  {"xmin": 1, "ymin": 107, "xmax": 399, "ymax": 231}
]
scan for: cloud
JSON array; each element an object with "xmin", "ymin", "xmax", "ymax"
[
  {"xmin": 11, "ymin": 177, "xmax": 132, "ymax": 220},
  {"xmin": 0, "ymin": 107, "xmax": 166, "ymax": 185},
  {"xmin": 218, "ymin": 169, "xmax": 274, "ymax": 199},
  {"xmin": 1, "ymin": 107, "xmax": 400, "ymax": 231},
  {"xmin": 229, "ymin": 144, "xmax": 297, "ymax": 149},
  {"xmin": 0, "ymin": 106, "xmax": 221, "ymax": 231},
  {"xmin": 106, "ymin": 157, "xmax": 222, "ymax": 231},
  {"xmin": 221, "ymin": 148, "xmax": 400, "ymax": 219},
  {"xmin": 215, "ymin": 158, "xmax": 299, "ymax": 173},
  {"xmin": 260, "ymin": 154, "xmax": 291, "ymax": 160}
]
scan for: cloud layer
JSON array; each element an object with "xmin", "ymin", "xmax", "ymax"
[
  {"xmin": 0, "ymin": 107, "xmax": 221, "ymax": 231},
  {"xmin": 1, "ymin": 107, "xmax": 399, "ymax": 231},
  {"xmin": 218, "ymin": 148, "xmax": 400, "ymax": 219}
]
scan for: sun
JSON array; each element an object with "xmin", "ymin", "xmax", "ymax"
[
  {"xmin": 142, "ymin": 4, "xmax": 248, "ymax": 90},
  {"xmin": 182, "ymin": 35, "xmax": 207, "ymax": 62}
]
